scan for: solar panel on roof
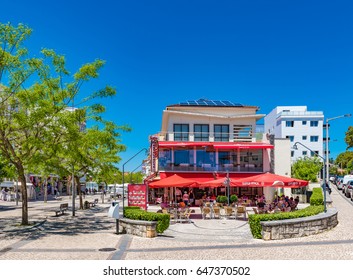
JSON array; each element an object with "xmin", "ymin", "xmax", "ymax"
[
  {"xmin": 177, "ymin": 99, "xmax": 244, "ymax": 107},
  {"xmin": 222, "ymin": 100, "xmax": 233, "ymax": 106}
]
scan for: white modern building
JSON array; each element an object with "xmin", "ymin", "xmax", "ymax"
[{"xmin": 264, "ymin": 106, "xmax": 324, "ymax": 162}]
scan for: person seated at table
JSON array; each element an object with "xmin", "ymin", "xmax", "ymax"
[
  {"xmin": 257, "ymin": 199, "xmax": 266, "ymax": 211},
  {"xmin": 156, "ymin": 196, "xmax": 162, "ymax": 204}
]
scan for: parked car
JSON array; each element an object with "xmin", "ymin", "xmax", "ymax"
[
  {"xmin": 337, "ymin": 178, "xmax": 344, "ymax": 190},
  {"xmin": 347, "ymin": 180, "xmax": 353, "ymax": 200},
  {"xmin": 344, "ymin": 180, "xmax": 353, "ymax": 198}
]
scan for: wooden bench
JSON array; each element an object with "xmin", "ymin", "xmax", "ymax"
[
  {"xmin": 89, "ymin": 198, "xmax": 99, "ymax": 207},
  {"xmin": 54, "ymin": 203, "xmax": 69, "ymax": 216}
]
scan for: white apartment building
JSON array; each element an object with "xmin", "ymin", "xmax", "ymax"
[{"xmin": 264, "ymin": 106, "xmax": 324, "ymax": 162}]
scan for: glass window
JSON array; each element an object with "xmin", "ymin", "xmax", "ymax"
[
  {"xmin": 214, "ymin": 124, "xmax": 229, "ymax": 142},
  {"xmin": 194, "ymin": 124, "xmax": 209, "ymax": 141},
  {"xmin": 310, "ymin": 121, "xmax": 319, "ymax": 127},
  {"xmin": 291, "ymin": 151, "xmax": 294, "ymax": 157},
  {"xmin": 302, "ymin": 135, "xmax": 307, "ymax": 140},
  {"xmin": 310, "ymin": 136, "xmax": 319, "ymax": 142},
  {"xmin": 158, "ymin": 149, "xmax": 171, "ymax": 169},
  {"xmin": 286, "ymin": 135, "xmax": 294, "ymax": 142},
  {"xmin": 196, "ymin": 149, "xmax": 215, "ymax": 166},
  {"xmin": 302, "ymin": 121, "xmax": 307, "ymax": 125},
  {"xmin": 174, "ymin": 149, "xmax": 193, "ymax": 165},
  {"xmin": 218, "ymin": 151, "xmax": 231, "ymax": 165},
  {"xmin": 311, "ymin": 151, "xmax": 320, "ymax": 157},
  {"xmin": 302, "ymin": 151, "xmax": 307, "ymax": 156},
  {"xmin": 286, "ymin": 121, "xmax": 294, "ymax": 127},
  {"xmin": 174, "ymin": 124, "xmax": 189, "ymax": 141}
]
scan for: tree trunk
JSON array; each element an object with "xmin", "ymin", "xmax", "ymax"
[
  {"xmin": 76, "ymin": 176, "xmax": 83, "ymax": 209},
  {"xmin": 18, "ymin": 167, "xmax": 29, "ymax": 225}
]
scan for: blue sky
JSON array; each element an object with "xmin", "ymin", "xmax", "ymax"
[{"xmin": 1, "ymin": 0, "xmax": 353, "ymax": 171}]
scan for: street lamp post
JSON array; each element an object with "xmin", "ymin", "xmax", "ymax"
[
  {"xmin": 122, "ymin": 148, "xmax": 148, "ymax": 217},
  {"xmin": 292, "ymin": 141, "xmax": 327, "ymax": 212},
  {"xmin": 325, "ymin": 114, "xmax": 351, "ymax": 184}
]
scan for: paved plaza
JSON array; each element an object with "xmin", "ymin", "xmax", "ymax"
[{"xmin": 1, "ymin": 185, "xmax": 353, "ymax": 260}]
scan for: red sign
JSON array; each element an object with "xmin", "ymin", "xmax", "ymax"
[{"xmin": 128, "ymin": 184, "xmax": 147, "ymax": 210}]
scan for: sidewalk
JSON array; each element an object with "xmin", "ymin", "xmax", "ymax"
[{"xmin": 1, "ymin": 186, "xmax": 353, "ymax": 260}]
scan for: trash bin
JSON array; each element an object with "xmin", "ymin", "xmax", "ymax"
[{"xmin": 108, "ymin": 202, "xmax": 120, "ymax": 234}]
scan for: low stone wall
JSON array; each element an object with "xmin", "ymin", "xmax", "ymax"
[
  {"xmin": 260, "ymin": 208, "xmax": 338, "ymax": 241},
  {"xmin": 119, "ymin": 218, "xmax": 157, "ymax": 238}
]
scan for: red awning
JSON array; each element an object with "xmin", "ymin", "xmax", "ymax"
[
  {"xmin": 158, "ymin": 141, "xmax": 211, "ymax": 147},
  {"xmin": 158, "ymin": 141, "xmax": 273, "ymax": 149},
  {"xmin": 212, "ymin": 143, "xmax": 274, "ymax": 149}
]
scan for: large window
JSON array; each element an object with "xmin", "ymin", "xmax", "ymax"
[
  {"xmin": 310, "ymin": 136, "xmax": 319, "ymax": 142},
  {"xmin": 214, "ymin": 124, "xmax": 229, "ymax": 142},
  {"xmin": 310, "ymin": 121, "xmax": 319, "ymax": 127},
  {"xmin": 174, "ymin": 124, "xmax": 189, "ymax": 141},
  {"xmin": 194, "ymin": 124, "xmax": 209, "ymax": 141},
  {"xmin": 286, "ymin": 121, "xmax": 294, "ymax": 127},
  {"xmin": 196, "ymin": 149, "xmax": 215, "ymax": 166},
  {"xmin": 174, "ymin": 149, "xmax": 193, "ymax": 165}
]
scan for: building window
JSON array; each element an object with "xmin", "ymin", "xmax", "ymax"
[
  {"xmin": 194, "ymin": 124, "xmax": 209, "ymax": 141},
  {"xmin": 302, "ymin": 135, "xmax": 307, "ymax": 140},
  {"xmin": 291, "ymin": 151, "xmax": 294, "ymax": 157},
  {"xmin": 286, "ymin": 135, "xmax": 294, "ymax": 142},
  {"xmin": 302, "ymin": 121, "xmax": 307, "ymax": 125},
  {"xmin": 311, "ymin": 151, "xmax": 320, "ymax": 157},
  {"xmin": 174, "ymin": 149, "xmax": 193, "ymax": 165},
  {"xmin": 310, "ymin": 136, "xmax": 319, "ymax": 142},
  {"xmin": 302, "ymin": 151, "xmax": 307, "ymax": 156},
  {"xmin": 310, "ymin": 121, "xmax": 319, "ymax": 127},
  {"xmin": 214, "ymin": 124, "xmax": 229, "ymax": 142},
  {"xmin": 174, "ymin": 124, "xmax": 189, "ymax": 141},
  {"xmin": 286, "ymin": 121, "xmax": 294, "ymax": 127}
]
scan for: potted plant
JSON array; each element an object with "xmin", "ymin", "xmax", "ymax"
[
  {"xmin": 216, "ymin": 195, "xmax": 228, "ymax": 205},
  {"xmin": 230, "ymin": 194, "xmax": 238, "ymax": 206}
]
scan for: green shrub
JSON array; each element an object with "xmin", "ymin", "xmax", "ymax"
[
  {"xmin": 230, "ymin": 194, "xmax": 238, "ymax": 203},
  {"xmin": 124, "ymin": 207, "xmax": 170, "ymax": 233},
  {"xmin": 310, "ymin": 187, "xmax": 324, "ymax": 206},
  {"xmin": 216, "ymin": 195, "xmax": 228, "ymax": 204},
  {"xmin": 248, "ymin": 205, "xmax": 324, "ymax": 239}
]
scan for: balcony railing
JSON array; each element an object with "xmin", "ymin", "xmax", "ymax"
[
  {"xmin": 159, "ymin": 163, "xmax": 263, "ymax": 173},
  {"xmin": 157, "ymin": 132, "xmax": 256, "ymax": 142}
]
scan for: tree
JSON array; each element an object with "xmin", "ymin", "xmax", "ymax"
[
  {"xmin": 335, "ymin": 151, "xmax": 353, "ymax": 174},
  {"xmin": 0, "ymin": 22, "xmax": 129, "ymax": 224},
  {"xmin": 291, "ymin": 157, "xmax": 323, "ymax": 182},
  {"xmin": 345, "ymin": 126, "xmax": 353, "ymax": 150}
]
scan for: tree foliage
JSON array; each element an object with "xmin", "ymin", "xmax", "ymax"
[
  {"xmin": 345, "ymin": 126, "xmax": 353, "ymax": 150},
  {"xmin": 291, "ymin": 157, "xmax": 323, "ymax": 182},
  {"xmin": 0, "ymin": 22, "xmax": 130, "ymax": 223}
]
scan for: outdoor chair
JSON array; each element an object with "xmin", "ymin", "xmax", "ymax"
[
  {"xmin": 202, "ymin": 206, "xmax": 212, "ymax": 219},
  {"xmin": 179, "ymin": 208, "xmax": 191, "ymax": 223},
  {"xmin": 223, "ymin": 206, "xmax": 235, "ymax": 219},
  {"xmin": 235, "ymin": 205, "xmax": 247, "ymax": 220},
  {"xmin": 212, "ymin": 206, "xmax": 221, "ymax": 219}
]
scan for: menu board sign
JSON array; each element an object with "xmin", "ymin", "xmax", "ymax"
[{"xmin": 127, "ymin": 184, "xmax": 147, "ymax": 210}]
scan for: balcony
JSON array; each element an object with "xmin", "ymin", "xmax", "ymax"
[
  {"xmin": 159, "ymin": 163, "xmax": 263, "ymax": 173},
  {"xmin": 158, "ymin": 131, "xmax": 256, "ymax": 142}
]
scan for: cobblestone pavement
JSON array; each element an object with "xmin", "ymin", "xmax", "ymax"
[{"xmin": 1, "ymin": 185, "xmax": 353, "ymax": 260}]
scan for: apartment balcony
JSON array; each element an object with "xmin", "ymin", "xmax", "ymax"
[
  {"xmin": 158, "ymin": 162, "xmax": 263, "ymax": 173},
  {"xmin": 157, "ymin": 131, "xmax": 256, "ymax": 143}
]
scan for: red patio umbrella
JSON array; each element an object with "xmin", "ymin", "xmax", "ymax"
[
  {"xmin": 233, "ymin": 172, "xmax": 309, "ymax": 188},
  {"xmin": 148, "ymin": 174, "xmax": 199, "ymax": 188},
  {"xmin": 198, "ymin": 177, "xmax": 239, "ymax": 187}
]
